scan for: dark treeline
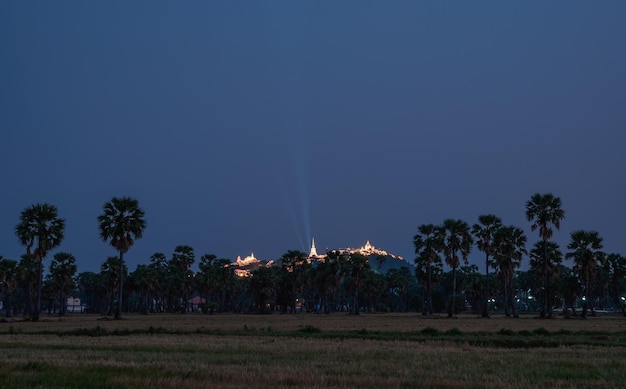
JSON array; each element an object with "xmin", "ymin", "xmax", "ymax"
[{"xmin": 1, "ymin": 193, "xmax": 625, "ymax": 320}]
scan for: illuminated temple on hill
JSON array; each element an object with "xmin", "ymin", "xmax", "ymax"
[
  {"xmin": 232, "ymin": 239, "xmax": 405, "ymax": 277},
  {"xmin": 309, "ymin": 238, "xmax": 404, "ymax": 261}
]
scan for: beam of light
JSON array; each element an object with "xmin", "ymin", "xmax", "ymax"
[{"xmin": 271, "ymin": 136, "xmax": 311, "ymax": 254}]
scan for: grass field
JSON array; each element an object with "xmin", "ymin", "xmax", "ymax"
[{"xmin": 1, "ymin": 312, "xmax": 625, "ymax": 388}]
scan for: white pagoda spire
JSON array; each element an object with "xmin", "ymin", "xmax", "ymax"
[{"xmin": 309, "ymin": 237, "xmax": 318, "ymax": 257}]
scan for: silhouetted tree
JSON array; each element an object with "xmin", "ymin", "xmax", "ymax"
[
  {"xmin": 529, "ymin": 241, "xmax": 562, "ymax": 316},
  {"xmin": 15, "ymin": 203, "xmax": 65, "ymax": 321},
  {"xmin": 441, "ymin": 219, "xmax": 473, "ymax": 317},
  {"xmin": 49, "ymin": 252, "xmax": 77, "ymax": 316},
  {"xmin": 414, "ymin": 223, "xmax": 443, "ymax": 315},
  {"xmin": 492, "ymin": 225, "xmax": 527, "ymax": 317},
  {"xmin": 567, "ymin": 230, "xmax": 604, "ymax": 318},
  {"xmin": 472, "ymin": 214, "xmax": 502, "ymax": 318},
  {"xmin": 0, "ymin": 257, "xmax": 18, "ymax": 318},
  {"xmin": 98, "ymin": 197, "xmax": 146, "ymax": 319},
  {"xmin": 526, "ymin": 193, "xmax": 564, "ymax": 318}
]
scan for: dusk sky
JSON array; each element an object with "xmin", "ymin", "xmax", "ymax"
[{"xmin": 1, "ymin": 2, "xmax": 625, "ymax": 274}]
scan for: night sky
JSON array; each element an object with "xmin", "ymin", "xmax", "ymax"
[{"xmin": 1, "ymin": 2, "xmax": 625, "ymax": 274}]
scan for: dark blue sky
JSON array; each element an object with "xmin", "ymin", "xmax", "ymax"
[{"xmin": 1, "ymin": 2, "xmax": 625, "ymax": 273}]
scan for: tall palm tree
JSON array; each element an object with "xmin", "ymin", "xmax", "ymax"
[
  {"xmin": 492, "ymin": 225, "xmax": 527, "ymax": 317},
  {"xmin": 414, "ymin": 224, "xmax": 444, "ymax": 315},
  {"xmin": 472, "ymin": 214, "xmax": 502, "ymax": 318},
  {"xmin": 49, "ymin": 252, "xmax": 77, "ymax": 316},
  {"xmin": 566, "ymin": 230, "xmax": 604, "ymax": 318},
  {"xmin": 441, "ymin": 219, "xmax": 473, "ymax": 317},
  {"xmin": 525, "ymin": 193, "xmax": 565, "ymax": 318},
  {"xmin": 15, "ymin": 203, "xmax": 65, "ymax": 322},
  {"xmin": 98, "ymin": 197, "xmax": 146, "ymax": 320}
]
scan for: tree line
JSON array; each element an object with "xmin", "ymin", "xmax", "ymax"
[{"xmin": 1, "ymin": 193, "xmax": 625, "ymax": 321}]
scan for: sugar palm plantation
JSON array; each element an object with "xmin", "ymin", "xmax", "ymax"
[
  {"xmin": 6, "ymin": 191, "xmax": 626, "ymax": 318},
  {"xmin": 526, "ymin": 193, "xmax": 565, "ymax": 318},
  {"xmin": 15, "ymin": 203, "xmax": 65, "ymax": 322},
  {"xmin": 98, "ymin": 197, "xmax": 146, "ymax": 320},
  {"xmin": 472, "ymin": 214, "xmax": 502, "ymax": 318},
  {"xmin": 566, "ymin": 230, "xmax": 604, "ymax": 318}
]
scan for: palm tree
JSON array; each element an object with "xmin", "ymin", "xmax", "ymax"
[
  {"xmin": 17, "ymin": 254, "xmax": 40, "ymax": 316},
  {"xmin": 49, "ymin": 252, "xmax": 77, "ymax": 316},
  {"xmin": 472, "ymin": 214, "xmax": 502, "ymax": 318},
  {"xmin": 250, "ymin": 266, "xmax": 278, "ymax": 314},
  {"xmin": 100, "ymin": 256, "xmax": 125, "ymax": 316},
  {"xmin": 170, "ymin": 245, "xmax": 195, "ymax": 313},
  {"xmin": 525, "ymin": 193, "xmax": 565, "ymax": 318},
  {"xmin": 347, "ymin": 252, "xmax": 370, "ymax": 315},
  {"xmin": 130, "ymin": 264, "xmax": 159, "ymax": 314},
  {"xmin": 566, "ymin": 230, "xmax": 604, "ymax": 318},
  {"xmin": 492, "ymin": 225, "xmax": 527, "ymax": 317},
  {"xmin": 529, "ymin": 241, "xmax": 563, "ymax": 316},
  {"xmin": 414, "ymin": 224, "xmax": 444, "ymax": 315},
  {"xmin": 317, "ymin": 250, "xmax": 344, "ymax": 314},
  {"xmin": 98, "ymin": 197, "xmax": 146, "ymax": 320},
  {"xmin": 279, "ymin": 250, "xmax": 309, "ymax": 313},
  {"xmin": 15, "ymin": 203, "xmax": 65, "ymax": 322},
  {"xmin": 554, "ymin": 265, "xmax": 580, "ymax": 317},
  {"xmin": 149, "ymin": 252, "xmax": 168, "ymax": 312},
  {"xmin": 0, "ymin": 257, "xmax": 18, "ymax": 318},
  {"xmin": 606, "ymin": 253, "xmax": 626, "ymax": 316},
  {"xmin": 441, "ymin": 219, "xmax": 473, "ymax": 317}
]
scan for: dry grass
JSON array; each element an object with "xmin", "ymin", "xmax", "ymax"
[
  {"xmin": 3, "ymin": 311, "xmax": 625, "ymax": 333},
  {"xmin": 1, "ymin": 313, "xmax": 625, "ymax": 388}
]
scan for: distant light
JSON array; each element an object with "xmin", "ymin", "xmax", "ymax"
[
  {"xmin": 582, "ymin": 296, "xmax": 586, "ymax": 301},
  {"xmin": 621, "ymin": 297, "xmax": 625, "ymax": 301}
]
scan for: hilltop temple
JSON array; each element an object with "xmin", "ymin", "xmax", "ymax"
[
  {"xmin": 307, "ymin": 238, "xmax": 403, "ymax": 261},
  {"xmin": 231, "ymin": 239, "xmax": 405, "ymax": 277},
  {"xmin": 309, "ymin": 238, "xmax": 318, "ymax": 257}
]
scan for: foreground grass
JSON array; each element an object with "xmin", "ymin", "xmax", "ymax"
[{"xmin": 1, "ymin": 313, "xmax": 625, "ymax": 388}]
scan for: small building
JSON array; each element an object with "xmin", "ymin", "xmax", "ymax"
[
  {"xmin": 66, "ymin": 296, "xmax": 84, "ymax": 313},
  {"xmin": 187, "ymin": 296, "xmax": 206, "ymax": 312}
]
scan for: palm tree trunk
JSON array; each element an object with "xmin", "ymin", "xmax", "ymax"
[
  {"xmin": 115, "ymin": 252, "xmax": 124, "ymax": 320},
  {"xmin": 353, "ymin": 276, "xmax": 360, "ymax": 315},
  {"xmin": 510, "ymin": 278, "xmax": 519, "ymax": 318},
  {"xmin": 541, "ymin": 239, "xmax": 552, "ymax": 318},
  {"xmin": 449, "ymin": 267, "xmax": 457, "ymax": 318},
  {"xmin": 421, "ymin": 280, "xmax": 427, "ymax": 315},
  {"xmin": 483, "ymin": 253, "xmax": 490, "ymax": 318},
  {"xmin": 504, "ymin": 278, "xmax": 510, "ymax": 317},
  {"xmin": 582, "ymin": 280, "xmax": 589, "ymax": 319},
  {"xmin": 428, "ymin": 263, "xmax": 433, "ymax": 315},
  {"xmin": 59, "ymin": 284, "xmax": 66, "ymax": 316},
  {"xmin": 33, "ymin": 260, "xmax": 43, "ymax": 322}
]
